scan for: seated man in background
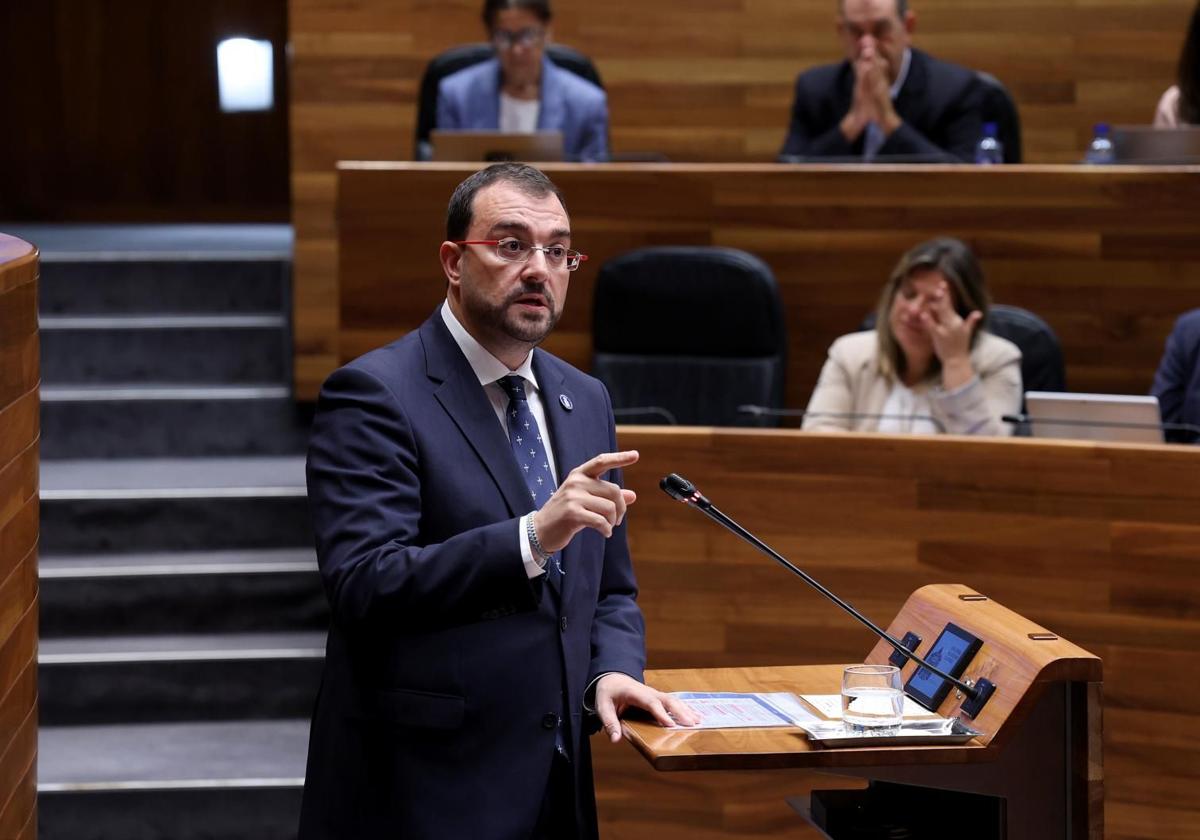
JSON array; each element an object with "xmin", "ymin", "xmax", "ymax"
[
  {"xmin": 781, "ymin": 0, "xmax": 984, "ymax": 162},
  {"xmin": 437, "ymin": 0, "xmax": 609, "ymax": 162},
  {"xmin": 1151, "ymin": 309, "xmax": 1200, "ymax": 443}
]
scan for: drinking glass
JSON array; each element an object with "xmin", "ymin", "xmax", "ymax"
[{"xmin": 842, "ymin": 664, "xmax": 903, "ymax": 735}]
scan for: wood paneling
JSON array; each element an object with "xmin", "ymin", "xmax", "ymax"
[
  {"xmin": 332, "ymin": 163, "xmax": 1200, "ymax": 406},
  {"xmin": 0, "ymin": 234, "xmax": 39, "ymax": 840},
  {"xmin": 0, "ymin": 1, "xmax": 289, "ymax": 221},
  {"xmin": 598, "ymin": 428, "xmax": 1200, "ymax": 840},
  {"xmin": 289, "ymin": 0, "xmax": 1197, "ymax": 396}
]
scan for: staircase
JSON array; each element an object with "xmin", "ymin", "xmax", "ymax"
[{"xmin": 19, "ymin": 225, "xmax": 325, "ymax": 840}]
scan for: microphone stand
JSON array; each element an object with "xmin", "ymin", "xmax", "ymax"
[{"xmin": 660, "ymin": 473, "xmax": 996, "ymax": 715}]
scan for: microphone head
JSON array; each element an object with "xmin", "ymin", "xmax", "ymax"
[{"xmin": 659, "ymin": 473, "xmax": 696, "ymax": 501}]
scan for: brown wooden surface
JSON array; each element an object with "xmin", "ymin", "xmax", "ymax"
[
  {"xmin": 290, "ymin": 0, "xmax": 1197, "ymax": 397},
  {"xmin": 0, "ymin": 234, "xmax": 38, "ymax": 840},
  {"xmin": 0, "ymin": 1, "xmax": 289, "ymax": 221},
  {"xmin": 591, "ymin": 428, "xmax": 1199, "ymax": 840},
  {"xmin": 330, "ymin": 162, "xmax": 1200, "ymax": 406}
]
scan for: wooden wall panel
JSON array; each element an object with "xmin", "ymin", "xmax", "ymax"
[
  {"xmin": 289, "ymin": 0, "xmax": 1197, "ymax": 396},
  {"xmin": 335, "ymin": 163, "xmax": 1200, "ymax": 407},
  {"xmin": 607, "ymin": 428, "xmax": 1200, "ymax": 840},
  {"xmin": 0, "ymin": 234, "xmax": 39, "ymax": 840},
  {"xmin": 0, "ymin": 1, "xmax": 289, "ymax": 222}
]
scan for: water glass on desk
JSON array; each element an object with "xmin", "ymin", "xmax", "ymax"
[{"xmin": 842, "ymin": 664, "xmax": 903, "ymax": 735}]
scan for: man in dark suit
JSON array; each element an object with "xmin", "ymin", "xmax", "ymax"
[
  {"xmin": 1152, "ymin": 308, "xmax": 1200, "ymax": 443},
  {"xmin": 780, "ymin": 0, "xmax": 984, "ymax": 162},
  {"xmin": 298, "ymin": 163, "xmax": 697, "ymax": 840}
]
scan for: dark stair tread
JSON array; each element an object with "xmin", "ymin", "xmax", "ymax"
[
  {"xmin": 41, "ymin": 383, "xmax": 291, "ymax": 401},
  {"xmin": 39, "ymin": 314, "xmax": 286, "ymax": 330},
  {"xmin": 6, "ymin": 223, "xmax": 292, "ymax": 259},
  {"xmin": 40, "ymin": 548, "xmax": 318, "ymax": 577},
  {"xmin": 40, "ymin": 632, "xmax": 326, "ymax": 663},
  {"xmin": 40, "ymin": 456, "xmax": 307, "ymax": 496},
  {"xmin": 38, "ymin": 719, "xmax": 309, "ymax": 789}
]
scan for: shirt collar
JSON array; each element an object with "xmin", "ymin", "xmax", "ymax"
[
  {"xmin": 890, "ymin": 48, "xmax": 912, "ymax": 99},
  {"xmin": 440, "ymin": 300, "xmax": 539, "ymax": 390}
]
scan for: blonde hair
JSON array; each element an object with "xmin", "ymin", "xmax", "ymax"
[{"xmin": 874, "ymin": 237, "xmax": 991, "ymax": 381}]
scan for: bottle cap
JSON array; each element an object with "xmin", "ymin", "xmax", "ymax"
[
  {"xmin": 983, "ymin": 122, "xmax": 998, "ymax": 135},
  {"xmin": 1094, "ymin": 122, "xmax": 1111, "ymax": 135}
]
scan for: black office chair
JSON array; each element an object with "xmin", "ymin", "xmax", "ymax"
[
  {"xmin": 592, "ymin": 247, "xmax": 787, "ymax": 427},
  {"xmin": 976, "ymin": 71, "xmax": 1023, "ymax": 164},
  {"xmin": 986, "ymin": 304, "xmax": 1065, "ymax": 393},
  {"xmin": 414, "ymin": 43, "xmax": 605, "ymax": 160}
]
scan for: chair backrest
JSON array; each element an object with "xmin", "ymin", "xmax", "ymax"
[
  {"xmin": 414, "ymin": 43, "xmax": 605, "ymax": 160},
  {"xmin": 592, "ymin": 246, "xmax": 787, "ymax": 427},
  {"xmin": 986, "ymin": 304, "xmax": 1065, "ymax": 394},
  {"xmin": 976, "ymin": 71, "xmax": 1023, "ymax": 164}
]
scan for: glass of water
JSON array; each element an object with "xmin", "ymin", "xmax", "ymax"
[{"xmin": 842, "ymin": 664, "xmax": 903, "ymax": 735}]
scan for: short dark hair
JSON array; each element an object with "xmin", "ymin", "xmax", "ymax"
[
  {"xmin": 446, "ymin": 163, "xmax": 567, "ymax": 241},
  {"xmin": 482, "ymin": 0, "xmax": 552, "ymax": 29},
  {"xmin": 839, "ymin": 0, "xmax": 908, "ymax": 17},
  {"xmin": 874, "ymin": 237, "xmax": 990, "ymax": 381},
  {"xmin": 1179, "ymin": 1, "xmax": 1200, "ymax": 124}
]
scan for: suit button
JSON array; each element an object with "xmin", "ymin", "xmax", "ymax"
[
  {"xmin": 541, "ymin": 713, "xmax": 559, "ymax": 730},
  {"xmin": 560, "ymin": 616, "xmax": 568, "ymax": 633}
]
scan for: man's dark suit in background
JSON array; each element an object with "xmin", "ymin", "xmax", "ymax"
[
  {"xmin": 1152, "ymin": 308, "xmax": 1200, "ymax": 443},
  {"xmin": 781, "ymin": 47, "xmax": 983, "ymax": 162}
]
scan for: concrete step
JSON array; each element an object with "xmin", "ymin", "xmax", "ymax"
[
  {"xmin": 40, "ymin": 385, "xmax": 311, "ymax": 458},
  {"xmin": 39, "ymin": 314, "xmax": 289, "ymax": 384},
  {"xmin": 39, "ymin": 718, "xmax": 307, "ymax": 840},
  {"xmin": 39, "ymin": 457, "xmax": 311, "ymax": 554},
  {"xmin": 40, "ymin": 549, "xmax": 326, "ymax": 637},
  {"xmin": 39, "ymin": 632, "xmax": 325, "ymax": 725}
]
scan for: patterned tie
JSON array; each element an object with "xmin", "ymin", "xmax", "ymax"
[{"xmin": 496, "ymin": 375, "xmax": 562, "ymax": 576}]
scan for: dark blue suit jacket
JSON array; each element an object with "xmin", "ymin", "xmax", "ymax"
[
  {"xmin": 436, "ymin": 56, "xmax": 609, "ymax": 162},
  {"xmin": 1152, "ymin": 308, "xmax": 1200, "ymax": 443},
  {"xmin": 298, "ymin": 312, "xmax": 645, "ymax": 839},
  {"xmin": 780, "ymin": 48, "xmax": 984, "ymax": 162}
]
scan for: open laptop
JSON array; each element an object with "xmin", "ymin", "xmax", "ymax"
[
  {"xmin": 429, "ymin": 130, "xmax": 564, "ymax": 163},
  {"xmin": 1024, "ymin": 392, "xmax": 1164, "ymax": 444},
  {"xmin": 1111, "ymin": 126, "xmax": 1200, "ymax": 164}
]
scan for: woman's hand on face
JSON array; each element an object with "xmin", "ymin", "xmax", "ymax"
[{"xmin": 920, "ymin": 282, "xmax": 982, "ymax": 365}]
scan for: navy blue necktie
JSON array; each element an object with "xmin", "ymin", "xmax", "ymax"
[{"xmin": 496, "ymin": 375, "xmax": 561, "ymax": 576}]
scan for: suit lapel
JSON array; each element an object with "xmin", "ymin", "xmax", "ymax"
[
  {"xmin": 422, "ymin": 315, "xmax": 532, "ymax": 519},
  {"xmin": 477, "ymin": 60, "xmax": 502, "ymax": 130},
  {"xmin": 537, "ymin": 58, "xmax": 564, "ymax": 132}
]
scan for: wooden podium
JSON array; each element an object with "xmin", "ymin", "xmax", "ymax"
[{"xmin": 623, "ymin": 584, "xmax": 1102, "ymax": 839}]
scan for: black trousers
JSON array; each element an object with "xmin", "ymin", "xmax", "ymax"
[{"xmin": 531, "ymin": 749, "xmax": 578, "ymax": 840}]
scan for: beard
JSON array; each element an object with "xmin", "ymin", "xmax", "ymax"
[{"xmin": 463, "ymin": 281, "xmax": 561, "ymax": 347}]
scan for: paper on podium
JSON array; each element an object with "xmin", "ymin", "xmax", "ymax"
[
  {"xmin": 798, "ymin": 693, "xmax": 939, "ymax": 720},
  {"xmin": 664, "ymin": 692, "xmax": 823, "ymax": 729}
]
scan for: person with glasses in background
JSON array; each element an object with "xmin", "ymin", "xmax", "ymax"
[
  {"xmin": 780, "ymin": 0, "xmax": 985, "ymax": 162},
  {"xmin": 299, "ymin": 163, "xmax": 697, "ymax": 840},
  {"xmin": 437, "ymin": 0, "xmax": 610, "ymax": 162}
]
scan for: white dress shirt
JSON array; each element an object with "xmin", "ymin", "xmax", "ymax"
[
  {"xmin": 499, "ymin": 92, "xmax": 541, "ymax": 134},
  {"xmin": 440, "ymin": 301, "xmax": 558, "ymax": 579}
]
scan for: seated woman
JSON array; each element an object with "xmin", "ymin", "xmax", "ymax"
[
  {"xmin": 803, "ymin": 237, "xmax": 1022, "ymax": 435},
  {"xmin": 1154, "ymin": 1, "xmax": 1198, "ymax": 127},
  {"xmin": 436, "ymin": 0, "xmax": 609, "ymax": 162}
]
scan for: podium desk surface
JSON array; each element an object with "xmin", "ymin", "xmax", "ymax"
[{"xmin": 625, "ymin": 664, "xmax": 990, "ymax": 772}]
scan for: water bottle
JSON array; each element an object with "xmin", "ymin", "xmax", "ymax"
[
  {"xmin": 974, "ymin": 122, "xmax": 1004, "ymax": 165},
  {"xmin": 1085, "ymin": 123, "xmax": 1115, "ymax": 165}
]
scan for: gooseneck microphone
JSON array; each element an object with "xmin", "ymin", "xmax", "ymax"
[
  {"xmin": 738, "ymin": 405, "xmax": 948, "ymax": 434},
  {"xmin": 659, "ymin": 473, "xmax": 982, "ymax": 700}
]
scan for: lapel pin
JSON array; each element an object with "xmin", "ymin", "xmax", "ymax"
[{"xmin": 559, "ymin": 394, "xmax": 573, "ymax": 411}]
